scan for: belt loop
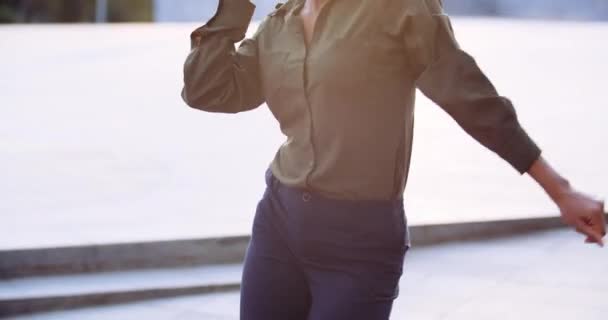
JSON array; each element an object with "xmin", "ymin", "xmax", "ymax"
[
  {"xmin": 265, "ymin": 167, "xmax": 275, "ymax": 190},
  {"xmin": 270, "ymin": 171, "xmax": 280, "ymax": 193},
  {"xmin": 302, "ymin": 192, "xmax": 312, "ymax": 202},
  {"xmin": 272, "ymin": 175, "xmax": 278, "ymax": 192}
]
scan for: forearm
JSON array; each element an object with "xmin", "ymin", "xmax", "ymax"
[
  {"xmin": 416, "ymin": 47, "xmax": 541, "ymax": 173},
  {"xmin": 527, "ymin": 156, "xmax": 572, "ymax": 203}
]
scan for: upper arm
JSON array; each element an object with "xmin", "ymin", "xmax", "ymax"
[
  {"xmin": 402, "ymin": 0, "xmax": 499, "ymax": 119},
  {"xmin": 400, "ymin": 0, "xmax": 460, "ymax": 84}
]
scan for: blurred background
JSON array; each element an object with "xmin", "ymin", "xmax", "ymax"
[
  {"xmin": 1, "ymin": 0, "xmax": 608, "ymax": 23},
  {"xmin": 1, "ymin": 0, "xmax": 606, "ymax": 247},
  {"xmin": 0, "ymin": 1, "xmax": 607, "ymax": 319}
]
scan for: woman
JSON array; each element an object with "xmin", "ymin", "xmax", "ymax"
[{"xmin": 181, "ymin": 0, "xmax": 606, "ymax": 319}]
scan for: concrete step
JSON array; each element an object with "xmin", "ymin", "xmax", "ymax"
[
  {"xmin": 2, "ymin": 215, "xmax": 603, "ymax": 317},
  {"xmin": 0, "ymin": 264, "xmax": 243, "ymax": 317},
  {"xmin": 0, "ymin": 237, "xmax": 250, "ymax": 278},
  {"xmin": 1, "ymin": 215, "xmax": 586, "ymax": 279},
  {"xmin": 9, "ymin": 229, "xmax": 608, "ymax": 320}
]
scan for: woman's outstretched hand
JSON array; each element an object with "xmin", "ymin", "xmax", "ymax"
[
  {"xmin": 528, "ymin": 156, "xmax": 606, "ymax": 247},
  {"xmin": 555, "ymin": 190, "xmax": 605, "ymax": 246}
]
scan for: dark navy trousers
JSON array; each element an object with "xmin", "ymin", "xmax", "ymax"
[{"xmin": 240, "ymin": 169, "xmax": 410, "ymax": 320}]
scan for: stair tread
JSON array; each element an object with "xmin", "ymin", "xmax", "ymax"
[{"xmin": 0, "ymin": 264, "xmax": 243, "ymax": 300}]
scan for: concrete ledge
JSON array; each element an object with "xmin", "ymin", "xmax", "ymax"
[
  {"xmin": 2, "ymin": 214, "xmax": 605, "ymax": 278},
  {"xmin": 409, "ymin": 215, "xmax": 567, "ymax": 246},
  {"xmin": 0, "ymin": 283, "xmax": 240, "ymax": 317},
  {"xmin": 0, "ymin": 236, "xmax": 250, "ymax": 279}
]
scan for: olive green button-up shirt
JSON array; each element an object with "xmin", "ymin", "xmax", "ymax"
[{"xmin": 181, "ymin": 0, "xmax": 542, "ymax": 201}]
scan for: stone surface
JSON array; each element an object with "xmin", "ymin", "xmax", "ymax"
[
  {"xmin": 0, "ymin": 264, "xmax": 242, "ymax": 316},
  {"xmin": 1, "ymin": 216, "xmax": 576, "ymax": 278},
  {"xmin": 0, "ymin": 264, "xmax": 242, "ymax": 300},
  {"xmin": 1, "ymin": 20, "xmax": 607, "ymax": 250},
  {"xmin": 7, "ymin": 229, "xmax": 608, "ymax": 319},
  {"xmin": 0, "ymin": 236, "xmax": 251, "ymax": 278}
]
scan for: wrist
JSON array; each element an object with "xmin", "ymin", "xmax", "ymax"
[
  {"xmin": 547, "ymin": 177, "xmax": 572, "ymax": 203},
  {"xmin": 528, "ymin": 156, "xmax": 572, "ymax": 204}
]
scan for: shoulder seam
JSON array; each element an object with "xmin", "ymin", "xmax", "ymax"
[{"xmin": 268, "ymin": 0, "xmax": 296, "ymax": 17}]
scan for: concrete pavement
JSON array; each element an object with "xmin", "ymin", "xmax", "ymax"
[{"xmin": 7, "ymin": 229, "xmax": 607, "ymax": 320}]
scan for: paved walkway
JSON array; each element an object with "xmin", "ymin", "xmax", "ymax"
[
  {"xmin": 8, "ymin": 229, "xmax": 608, "ymax": 320},
  {"xmin": 1, "ymin": 20, "xmax": 607, "ymax": 250}
]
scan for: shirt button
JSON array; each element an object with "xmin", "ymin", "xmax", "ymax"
[{"xmin": 302, "ymin": 192, "xmax": 312, "ymax": 202}]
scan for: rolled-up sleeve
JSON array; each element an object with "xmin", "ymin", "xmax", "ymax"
[
  {"xmin": 181, "ymin": 0, "xmax": 265, "ymax": 113},
  {"xmin": 405, "ymin": 0, "xmax": 541, "ymax": 174}
]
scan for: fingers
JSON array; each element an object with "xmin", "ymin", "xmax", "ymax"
[
  {"xmin": 592, "ymin": 213, "xmax": 607, "ymax": 237},
  {"xmin": 575, "ymin": 220, "xmax": 604, "ymax": 247},
  {"xmin": 580, "ymin": 200, "xmax": 606, "ymax": 245},
  {"xmin": 599, "ymin": 201, "xmax": 607, "ymax": 235}
]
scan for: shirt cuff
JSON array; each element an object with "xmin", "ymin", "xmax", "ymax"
[
  {"xmin": 208, "ymin": 0, "xmax": 255, "ymax": 30},
  {"xmin": 499, "ymin": 125, "xmax": 542, "ymax": 174},
  {"xmin": 190, "ymin": 0, "xmax": 256, "ymax": 46}
]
